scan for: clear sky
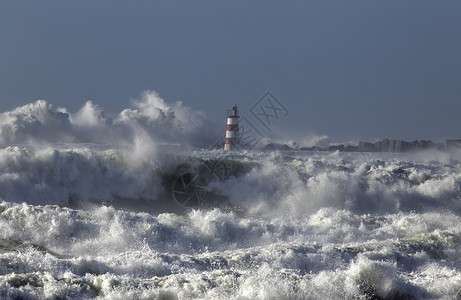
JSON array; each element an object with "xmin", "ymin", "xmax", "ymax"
[{"xmin": 1, "ymin": 1, "xmax": 460, "ymax": 143}]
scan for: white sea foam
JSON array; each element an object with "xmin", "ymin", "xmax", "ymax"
[
  {"xmin": 2, "ymin": 197, "xmax": 461, "ymax": 299},
  {"xmin": 2, "ymin": 99, "xmax": 461, "ymax": 298},
  {"xmin": 0, "ymin": 91, "xmax": 221, "ymax": 148}
]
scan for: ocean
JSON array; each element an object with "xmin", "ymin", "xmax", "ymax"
[{"xmin": 1, "ymin": 143, "xmax": 461, "ymax": 299}]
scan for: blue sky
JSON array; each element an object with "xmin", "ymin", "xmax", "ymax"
[{"xmin": 1, "ymin": 1, "xmax": 460, "ymax": 143}]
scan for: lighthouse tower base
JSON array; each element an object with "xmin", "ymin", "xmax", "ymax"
[{"xmin": 224, "ymin": 143, "xmax": 236, "ymax": 151}]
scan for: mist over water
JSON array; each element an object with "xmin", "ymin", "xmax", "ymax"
[{"xmin": 1, "ymin": 96, "xmax": 461, "ymax": 299}]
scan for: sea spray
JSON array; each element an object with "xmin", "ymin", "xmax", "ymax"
[{"xmin": 1, "ymin": 145, "xmax": 461, "ymax": 298}]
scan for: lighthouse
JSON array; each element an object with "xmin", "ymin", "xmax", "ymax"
[{"xmin": 224, "ymin": 105, "xmax": 240, "ymax": 151}]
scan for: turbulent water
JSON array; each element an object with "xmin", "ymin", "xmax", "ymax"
[{"xmin": 1, "ymin": 143, "xmax": 461, "ymax": 299}]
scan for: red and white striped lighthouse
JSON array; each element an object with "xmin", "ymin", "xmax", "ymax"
[{"xmin": 224, "ymin": 104, "xmax": 240, "ymax": 151}]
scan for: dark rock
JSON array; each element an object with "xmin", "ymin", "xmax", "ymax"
[
  {"xmin": 262, "ymin": 143, "xmax": 277, "ymax": 151},
  {"xmin": 329, "ymin": 145, "xmax": 345, "ymax": 152},
  {"xmin": 344, "ymin": 145, "xmax": 358, "ymax": 152},
  {"xmin": 300, "ymin": 146, "xmax": 324, "ymax": 151},
  {"xmin": 280, "ymin": 144, "xmax": 292, "ymax": 151},
  {"xmin": 358, "ymin": 141, "xmax": 375, "ymax": 152},
  {"xmin": 259, "ymin": 138, "xmax": 458, "ymax": 153},
  {"xmin": 262, "ymin": 143, "xmax": 293, "ymax": 151}
]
